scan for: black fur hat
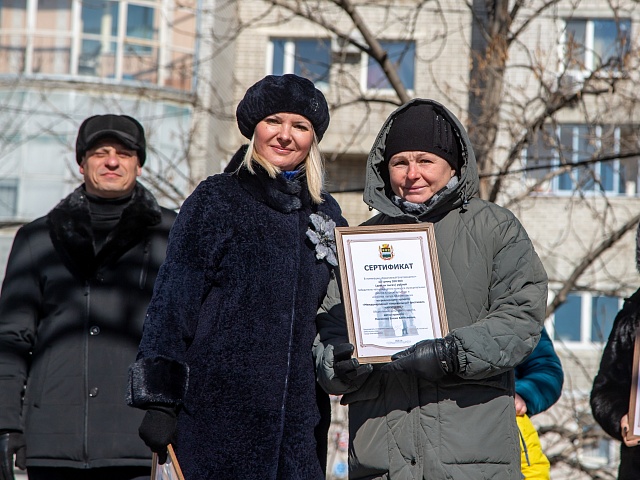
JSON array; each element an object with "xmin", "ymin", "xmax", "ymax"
[
  {"xmin": 76, "ymin": 114, "xmax": 146, "ymax": 165},
  {"xmin": 236, "ymin": 74, "xmax": 330, "ymax": 141}
]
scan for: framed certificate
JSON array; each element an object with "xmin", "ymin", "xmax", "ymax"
[
  {"xmin": 628, "ymin": 335, "xmax": 640, "ymax": 442},
  {"xmin": 335, "ymin": 223, "xmax": 448, "ymax": 363},
  {"xmin": 151, "ymin": 445, "xmax": 185, "ymax": 480}
]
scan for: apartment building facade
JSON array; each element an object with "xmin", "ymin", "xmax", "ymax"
[{"xmin": 0, "ymin": 0, "xmax": 199, "ymax": 259}]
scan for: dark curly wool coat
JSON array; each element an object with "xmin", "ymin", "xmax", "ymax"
[
  {"xmin": 591, "ymin": 288, "xmax": 640, "ymax": 480},
  {"xmin": 128, "ymin": 147, "xmax": 347, "ymax": 480},
  {"xmin": 0, "ymin": 183, "xmax": 176, "ymax": 468}
]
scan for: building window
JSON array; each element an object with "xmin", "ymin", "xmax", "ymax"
[
  {"xmin": 267, "ymin": 38, "xmax": 415, "ymax": 92},
  {"xmin": 270, "ymin": 38, "xmax": 331, "ymax": 89},
  {"xmin": 0, "ymin": 179, "xmax": 19, "ymax": 219},
  {"xmin": 0, "ymin": 0, "xmax": 196, "ymax": 91},
  {"xmin": 581, "ymin": 420, "xmax": 615, "ymax": 468},
  {"xmin": 126, "ymin": 4, "xmax": 155, "ymax": 53},
  {"xmin": 524, "ymin": 124, "xmax": 640, "ymax": 195},
  {"xmin": 364, "ymin": 40, "xmax": 415, "ymax": 91},
  {"xmin": 80, "ymin": 1, "xmax": 158, "ymax": 81},
  {"xmin": 564, "ymin": 18, "xmax": 631, "ymax": 72},
  {"xmin": 551, "ymin": 292, "xmax": 620, "ymax": 345}
]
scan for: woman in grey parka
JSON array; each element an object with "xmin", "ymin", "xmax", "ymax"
[{"xmin": 315, "ymin": 99, "xmax": 548, "ymax": 479}]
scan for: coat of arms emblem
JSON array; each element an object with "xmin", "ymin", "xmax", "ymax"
[{"xmin": 379, "ymin": 243, "xmax": 394, "ymax": 260}]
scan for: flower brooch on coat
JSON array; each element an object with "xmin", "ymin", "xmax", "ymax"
[{"xmin": 306, "ymin": 212, "xmax": 338, "ymax": 267}]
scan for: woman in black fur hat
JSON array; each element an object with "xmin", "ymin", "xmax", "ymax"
[
  {"xmin": 126, "ymin": 74, "xmax": 346, "ymax": 480},
  {"xmin": 591, "ymin": 228, "xmax": 640, "ymax": 479}
]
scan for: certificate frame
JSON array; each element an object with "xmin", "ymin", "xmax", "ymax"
[
  {"xmin": 627, "ymin": 334, "xmax": 640, "ymax": 442},
  {"xmin": 335, "ymin": 223, "xmax": 448, "ymax": 363},
  {"xmin": 151, "ymin": 445, "xmax": 185, "ymax": 480}
]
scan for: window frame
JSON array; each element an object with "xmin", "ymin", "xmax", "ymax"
[
  {"xmin": 0, "ymin": 179, "xmax": 19, "ymax": 219},
  {"xmin": 523, "ymin": 124, "xmax": 640, "ymax": 197},
  {"xmin": 0, "ymin": 0, "xmax": 195, "ymax": 90},
  {"xmin": 267, "ymin": 37, "xmax": 332, "ymax": 90},
  {"xmin": 548, "ymin": 291, "xmax": 622, "ymax": 348},
  {"xmin": 360, "ymin": 40, "xmax": 416, "ymax": 93},
  {"xmin": 562, "ymin": 17, "xmax": 632, "ymax": 74},
  {"xmin": 80, "ymin": 1, "xmax": 159, "ymax": 81}
]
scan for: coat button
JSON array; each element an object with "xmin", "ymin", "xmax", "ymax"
[
  {"xmin": 89, "ymin": 387, "xmax": 99, "ymax": 397},
  {"xmin": 411, "ymin": 459, "xmax": 417, "ymax": 466},
  {"xmin": 89, "ymin": 326, "xmax": 100, "ymax": 335}
]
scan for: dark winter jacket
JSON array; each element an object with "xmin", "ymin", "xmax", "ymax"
[
  {"xmin": 591, "ymin": 287, "xmax": 640, "ymax": 480},
  {"xmin": 127, "ymin": 146, "xmax": 348, "ymax": 480},
  {"xmin": 515, "ymin": 327, "xmax": 563, "ymax": 417},
  {"xmin": 0, "ymin": 183, "xmax": 176, "ymax": 468},
  {"xmin": 315, "ymin": 98, "xmax": 548, "ymax": 479}
]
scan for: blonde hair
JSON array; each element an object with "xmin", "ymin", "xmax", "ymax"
[{"xmin": 241, "ymin": 133, "xmax": 325, "ymax": 204}]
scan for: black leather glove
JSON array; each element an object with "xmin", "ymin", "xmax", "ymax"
[
  {"xmin": 0, "ymin": 432, "xmax": 26, "ymax": 480},
  {"xmin": 333, "ymin": 343, "xmax": 373, "ymax": 388},
  {"xmin": 138, "ymin": 407, "xmax": 177, "ymax": 465},
  {"xmin": 381, "ymin": 336, "xmax": 459, "ymax": 380}
]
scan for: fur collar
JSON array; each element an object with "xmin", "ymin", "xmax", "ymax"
[
  {"xmin": 227, "ymin": 146, "xmax": 313, "ymax": 213},
  {"xmin": 47, "ymin": 182, "xmax": 162, "ymax": 279}
]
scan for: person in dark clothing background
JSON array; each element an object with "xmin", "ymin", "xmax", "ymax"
[
  {"xmin": 0, "ymin": 114, "xmax": 176, "ymax": 480},
  {"xmin": 591, "ymin": 227, "xmax": 640, "ymax": 480}
]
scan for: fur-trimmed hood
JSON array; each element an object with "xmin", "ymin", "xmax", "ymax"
[{"xmin": 47, "ymin": 182, "xmax": 163, "ymax": 279}]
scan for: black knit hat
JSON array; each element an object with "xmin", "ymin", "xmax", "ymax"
[
  {"xmin": 236, "ymin": 74, "xmax": 330, "ymax": 141},
  {"xmin": 76, "ymin": 114, "xmax": 146, "ymax": 165},
  {"xmin": 384, "ymin": 103, "xmax": 460, "ymax": 170}
]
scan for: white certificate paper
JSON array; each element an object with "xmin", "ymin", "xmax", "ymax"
[
  {"xmin": 628, "ymin": 335, "xmax": 640, "ymax": 441},
  {"xmin": 335, "ymin": 224, "xmax": 448, "ymax": 363}
]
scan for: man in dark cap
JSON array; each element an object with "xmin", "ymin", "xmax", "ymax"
[{"xmin": 0, "ymin": 115, "xmax": 176, "ymax": 480}]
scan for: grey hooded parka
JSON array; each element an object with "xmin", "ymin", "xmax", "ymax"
[{"xmin": 314, "ymin": 99, "xmax": 548, "ymax": 480}]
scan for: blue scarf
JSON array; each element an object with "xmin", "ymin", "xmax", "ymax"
[{"xmin": 282, "ymin": 170, "xmax": 300, "ymax": 180}]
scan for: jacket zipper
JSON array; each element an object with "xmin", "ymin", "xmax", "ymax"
[
  {"xmin": 272, "ymin": 214, "xmax": 300, "ymax": 478},
  {"xmin": 139, "ymin": 239, "xmax": 151, "ymax": 289},
  {"xmin": 83, "ymin": 280, "xmax": 90, "ymax": 466}
]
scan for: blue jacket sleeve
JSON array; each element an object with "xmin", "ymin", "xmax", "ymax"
[{"xmin": 515, "ymin": 327, "xmax": 564, "ymax": 416}]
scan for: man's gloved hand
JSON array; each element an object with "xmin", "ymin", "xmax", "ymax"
[
  {"xmin": 381, "ymin": 336, "xmax": 459, "ymax": 380},
  {"xmin": 0, "ymin": 431, "xmax": 26, "ymax": 480},
  {"xmin": 138, "ymin": 407, "xmax": 177, "ymax": 465},
  {"xmin": 333, "ymin": 343, "xmax": 373, "ymax": 388}
]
